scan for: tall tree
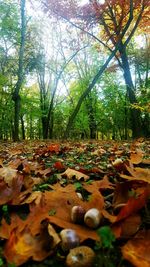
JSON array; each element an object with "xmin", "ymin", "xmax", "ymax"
[
  {"xmin": 12, "ymin": 0, "xmax": 26, "ymax": 141},
  {"xmin": 42, "ymin": 0, "xmax": 150, "ymax": 138},
  {"xmin": 0, "ymin": 1, "xmax": 20, "ymax": 139}
]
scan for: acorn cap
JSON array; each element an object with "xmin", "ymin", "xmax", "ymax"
[{"xmin": 66, "ymin": 246, "xmax": 95, "ymax": 267}]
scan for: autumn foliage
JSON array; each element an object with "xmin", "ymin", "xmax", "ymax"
[
  {"xmin": 0, "ymin": 139, "xmax": 150, "ymax": 266},
  {"xmin": 43, "ymin": 0, "xmax": 150, "ymax": 35}
]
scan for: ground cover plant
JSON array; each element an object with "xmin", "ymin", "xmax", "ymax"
[{"xmin": 0, "ymin": 139, "xmax": 149, "ymax": 267}]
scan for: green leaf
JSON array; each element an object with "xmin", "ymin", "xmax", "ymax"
[
  {"xmin": 97, "ymin": 226, "xmax": 116, "ymax": 249},
  {"xmin": 0, "ymin": 258, "xmax": 4, "ymax": 266},
  {"xmin": 8, "ymin": 263, "xmax": 16, "ymax": 267},
  {"xmin": 49, "ymin": 209, "xmax": 56, "ymax": 216},
  {"xmin": 74, "ymin": 182, "xmax": 82, "ymax": 190},
  {"xmin": 2, "ymin": 204, "xmax": 8, "ymax": 213}
]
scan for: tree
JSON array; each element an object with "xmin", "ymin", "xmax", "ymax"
[
  {"xmin": 33, "ymin": 19, "xmax": 90, "ymax": 139},
  {"xmin": 12, "ymin": 0, "xmax": 26, "ymax": 141},
  {"xmin": 130, "ymin": 34, "xmax": 150, "ymax": 137},
  {"xmin": 42, "ymin": 0, "xmax": 150, "ymax": 138},
  {"xmin": 0, "ymin": 1, "xmax": 20, "ymax": 139}
]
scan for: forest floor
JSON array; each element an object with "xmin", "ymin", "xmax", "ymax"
[{"xmin": 0, "ymin": 139, "xmax": 150, "ymax": 267}]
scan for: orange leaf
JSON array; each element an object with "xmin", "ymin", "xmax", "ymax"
[
  {"xmin": 122, "ymin": 230, "xmax": 150, "ymax": 267},
  {"xmin": 101, "ymin": 209, "xmax": 117, "ymax": 223},
  {"xmin": 59, "ymin": 168, "xmax": 89, "ymax": 181},
  {"xmin": 48, "ymin": 144, "xmax": 60, "ymax": 153},
  {"xmin": 0, "ymin": 167, "xmax": 17, "ymax": 186},
  {"xmin": 0, "ymin": 176, "xmax": 23, "ymax": 205},
  {"xmin": 112, "ymin": 214, "xmax": 141, "ymax": 239},
  {"xmin": 116, "ymin": 185, "xmax": 150, "ymax": 222},
  {"xmin": 35, "ymin": 167, "xmax": 52, "ymax": 178},
  {"xmin": 53, "ymin": 161, "xmax": 65, "ymax": 170},
  {"xmin": 120, "ymin": 166, "xmax": 150, "ymax": 183},
  {"xmin": 130, "ymin": 149, "xmax": 143, "ymax": 164},
  {"xmin": 4, "ymin": 226, "xmax": 54, "ymax": 266}
]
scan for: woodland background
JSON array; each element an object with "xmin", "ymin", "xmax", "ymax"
[
  {"xmin": 0, "ymin": 2, "xmax": 150, "ymax": 267},
  {"xmin": 0, "ymin": 0, "xmax": 150, "ymax": 141}
]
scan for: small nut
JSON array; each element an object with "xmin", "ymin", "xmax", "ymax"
[
  {"xmin": 112, "ymin": 158, "xmax": 124, "ymax": 171},
  {"xmin": 60, "ymin": 229, "xmax": 80, "ymax": 251},
  {"xmin": 84, "ymin": 208, "xmax": 101, "ymax": 228},
  {"xmin": 112, "ymin": 158, "xmax": 123, "ymax": 166},
  {"xmin": 71, "ymin": 206, "xmax": 86, "ymax": 224},
  {"xmin": 66, "ymin": 246, "xmax": 95, "ymax": 267}
]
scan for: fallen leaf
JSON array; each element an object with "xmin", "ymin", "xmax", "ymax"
[
  {"xmin": 122, "ymin": 230, "xmax": 150, "ymax": 267},
  {"xmin": 47, "ymin": 223, "xmax": 61, "ymax": 248},
  {"xmin": 120, "ymin": 166, "xmax": 150, "ymax": 183},
  {"xmin": 116, "ymin": 185, "xmax": 150, "ymax": 222},
  {"xmin": 0, "ymin": 176, "xmax": 23, "ymax": 205},
  {"xmin": 35, "ymin": 167, "xmax": 52, "ymax": 178},
  {"xmin": 0, "ymin": 167, "xmax": 17, "ymax": 186},
  {"xmin": 83, "ymin": 175, "xmax": 114, "ymax": 194},
  {"xmin": 48, "ymin": 144, "xmax": 60, "ymax": 153},
  {"xmin": 130, "ymin": 149, "xmax": 143, "ymax": 164},
  {"xmin": 53, "ymin": 161, "xmax": 65, "ymax": 170},
  {"xmin": 59, "ymin": 168, "xmax": 89, "ymax": 181},
  {"xmin": 112, "ymin": 214, "xmax": 141, "ymax": 239},
  {"xmin": 4, "ymin": 226, "xmax": 53, "ymax": 266}
]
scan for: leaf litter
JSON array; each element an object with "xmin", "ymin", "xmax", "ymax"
[{"xmin": 0, "ymin": 139, "xmax": 149, "ymax": 266}]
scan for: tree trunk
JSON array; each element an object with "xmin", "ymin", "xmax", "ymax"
[
  {"xmin": 63, "ymin": 48, "xmax": 117, "ymax": 139},
  {"xmin": 87, "ymin": 98, "xmax": 97, "ymax": 139},
  {"xmin": 42, "ymin": 116, "xmax": 48, "ymax": 139},
  {"xmin": 44, "ymin": 97, "xmax": 54, "ymax": 139},
  {"xmin": 49, "ymin": 110, "xmax": 54, "ymax": 139},
  {"xmin": 21, "ymin": 115, "xmax": 25, "ymax": 139},
  {"xmin": 12, "ymin": 0, "xmax": 26, "ymax": 141},
  {"xmin": 120, "ymin": 47, "xmax": 143, "ymax": 138},
  {"xmin": 12, "ymin": 94, "xmax": 21, "ymax": 141}
]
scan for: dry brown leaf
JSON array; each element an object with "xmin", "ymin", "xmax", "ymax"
[
  {"xmin": 116, "ymin": 185, "xmax": 150, "ymax": 222},
  {"xmin": 59, "ymin": 168, "xmax": 89, "ymax": 181},
  {"xmin": 130, "ymin": 149, "xmax": 143, "ymax": 164},
  {"xmin": 0, "ymin": 167, "xmax": 17, "ymax": 186},
  {"xmin": 0, "ymin": 175, "xmax": 24, "ymax": 205},
  {"xmin": 0, "ymin": 158, "xmax": 3, "ymax": 167},
  {"xmin": 48, "ymin": 224, "xmax": 61, "ymax": 248},
  {"xmin": 83, "ymin": 175, "xmax": 114, "ymax": 194},
  {"xmin": 101, "ymin": 209, "xmax": 117, "ymax": 223},
  {"xmin": 120, "ymin": 165, "xmax": 150, "ymax": 183},
  {"xmin": 112, "ymin": 214, "xmax": 141, "ymax": 239},
  {"xmin": 4, "ymin": 226, "xmax": 53, "ymax": 266},
  {"xmin": 35, "ymin": 167, "xmax": 52, "ymax": 177},
  {"xmin": 142, "ymin": 159, "xmax": 150, "ymax": 165},
  {"xmin": 112, "ymin": 182, "xmax": 131, "ymax": 208},
  {"xmin": 122, "ymin": 230, "xmax": 150, "ymax": 267}
]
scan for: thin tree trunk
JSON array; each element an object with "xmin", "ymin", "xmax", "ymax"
[
  {"xmin": 63, "ymin": 47, "xmax": 117, "ymax": 139},
  {"xmin": 49, "ymin": 109, "xmax": 54, "ymax": 139},
  {"xmin": 12, "ymin": 0, "xmax": 26, "ymax": 141},
  {"xmin": 21, "ymin": 115, "xmax": 25, "ymax": 140},
  {"xmin": 86, "ymin": 96, "xmax": 97, "ymax": 139},
  {"xmin": 120, "ymin": 47, "xmax": 143, "ymax": 138},
  {"xmin": 124, "ymin": 94, "xmax": 128, "ymax": 140}
]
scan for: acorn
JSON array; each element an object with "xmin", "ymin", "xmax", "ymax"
[
  {"xmin": 112, "ymin": 158, "xmax": 124, "ymax": 171},
  {"xmin": 71, "ymin": 205, "xmax": 86, "ymax": 224},
  {"xmin": 66, "ymin": 246, "xmax": 95, "ymax": 267},
  {"xmin": 84, "ymin": 208, "xmax": 101, "ymax": 229},
  {"xmin": 112, "ymin": 158, "xmax": 123, "ymax": 166},
  {"xmin": 60, "ymin": 229, "xmax": 80, "ymax": 251}
]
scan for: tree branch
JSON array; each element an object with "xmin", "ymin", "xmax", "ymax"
[{"xmin": 124, "ymin": 1, "xmax": 145, "ymax": 47}]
